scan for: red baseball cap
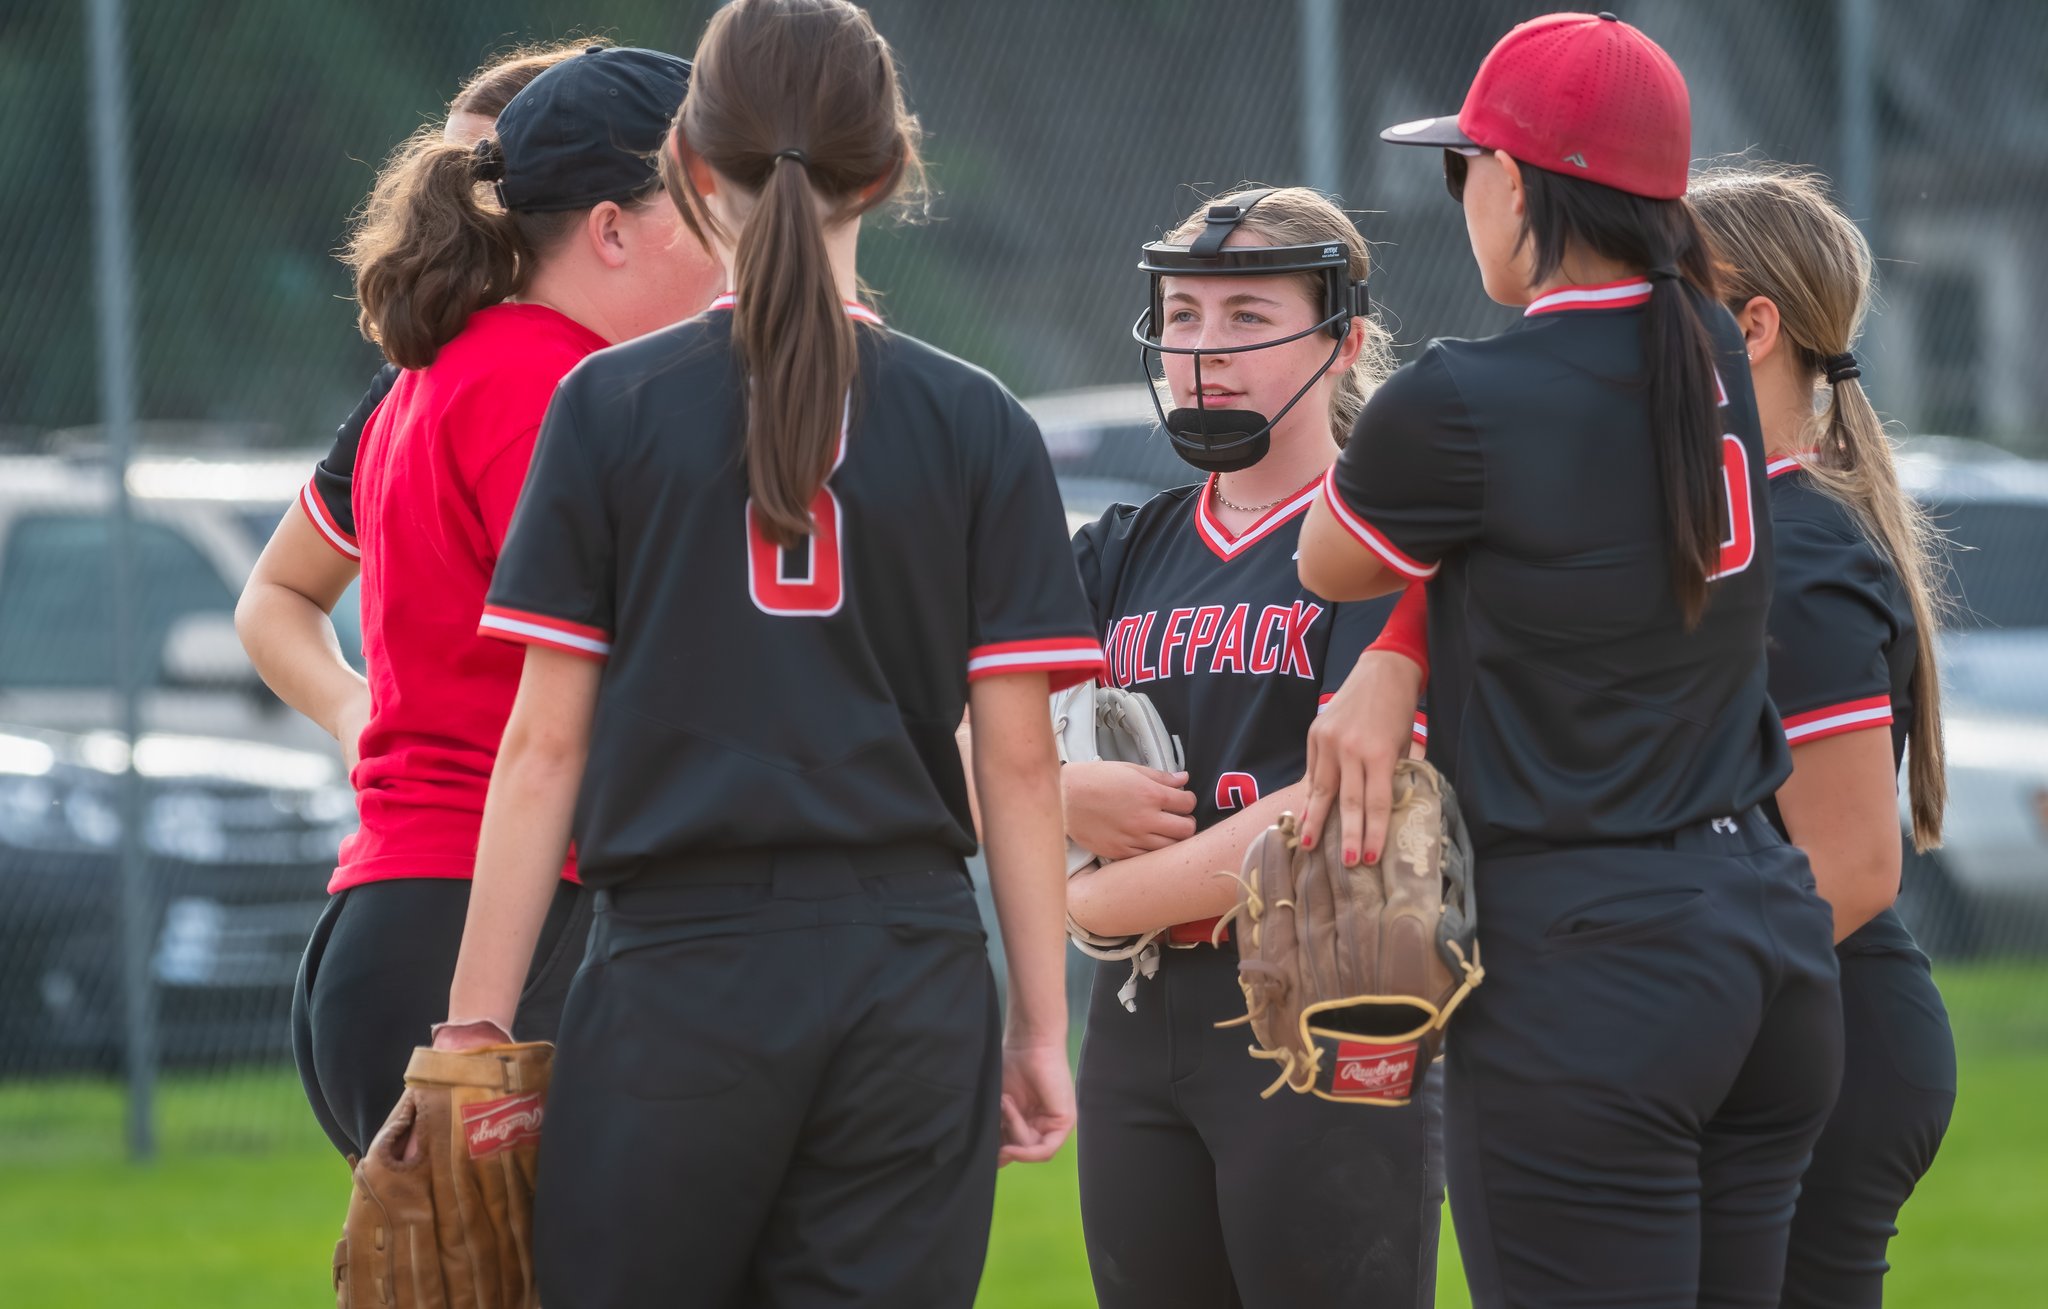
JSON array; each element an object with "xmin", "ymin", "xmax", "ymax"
[{"xmin": 1379, "ymin": 11, "xmax": 1691, "ymax": 200}]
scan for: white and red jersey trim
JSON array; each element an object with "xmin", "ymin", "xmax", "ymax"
[
  {"xmin": 1524, "ymin": 278, "xmax": 1655, "ymax": 316},
  {"xmin": 708, "ymin": 292, "xmax": 883, "ymax": 327},
  {"xmin": 1782, "ymin": 695, "xmax": 1892, "ymax": 745},
  {"xmin": 298, "ymin": 477, "xmax": 360, "ymax": 560},
  {"xmin": 1767, "ymin": 450, "xmax": 1816, "ymax": 480},
  {"xmin": 1193, "ymin": 474, "xmax": 1320, "ymax": 562},
  {"xmin": 1316, "ymin": 467, "xmax": 1440, "ymax": 580},
  {"xmin": 1411, "ymin": 711, "xmax": 1429, "ymax": 748},
  {"xmin": 477, "ymin": 605, "xmax": 612, "ymax": 661},
  {"xmin": 967, "ymin": 637, "xmax": 1104, "ymax": 691}
]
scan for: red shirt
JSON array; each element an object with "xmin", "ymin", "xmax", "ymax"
[{"xmin": 306, "ymin": 304, "xmax": 607, "ymax": 893}]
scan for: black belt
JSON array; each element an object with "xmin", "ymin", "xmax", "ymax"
[
  {"xmin": 1484, "ymin": 807, "xmax": 1780, "ymax": 860},
  {"xmin": 602, "ymin": 840, "xmax": 967, "ymax": 906}
]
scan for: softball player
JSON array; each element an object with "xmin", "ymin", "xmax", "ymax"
[
  {"xmin": 282, "ymin": 38, "xmax": 608, "ymax": 633},
  {"xmin": 1692, "ymin": 163, "xmax": 1956, "ymax": 1307},
  {"xmin": 1294, "ymin": 14, "xmax": 1843, "ymax": 1305},
  {"xmin": 432, "ymin": 3, "xmax": 1099, "ymax": 1305},
  {"xmin": 236, "ymin": 45, "xmax": 718, "ymax": 1160},
  {"xmin": 1057, "ymin": 186, "xmax": 1442, "ymax": 1308}
]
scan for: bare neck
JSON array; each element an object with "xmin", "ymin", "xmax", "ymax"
[
  {"xmin": 1210, "ymin": 423, "xmax": 1334, "ymax": 531},
  {"xmin": 1751, "ymin": 353, "xmax": 1821, "ymax": 460},
  {"xmin": 520, "ymin": 260, "xmax": 619, "ymax": 344},
  {"xmin": 715, "ymin": 216, "xmax": 864, "ymax": 305},
  {"xmin": 1527, "ymin": 249, "xmax": 1640, "ymax": 300}
]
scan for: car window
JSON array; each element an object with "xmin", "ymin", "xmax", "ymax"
[
  {"xmin": 1927, "ymin": 500, "xmax": 2048, "ymax": 630},
  {"xmin": 1040, "ymin": 417, "xmax": 1193, "ymax": 495},
  {"xmin": 0, "ymin": 514, "xmax": 236, "ymax": 688}
]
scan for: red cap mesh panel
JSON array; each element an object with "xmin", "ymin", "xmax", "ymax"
[{"xmin": 1455, "ymin": 11, "xmax": 1690, "ymax": 199}]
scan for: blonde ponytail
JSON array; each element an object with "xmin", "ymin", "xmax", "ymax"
[{"xmin": 1692, "ymin": 163, "xmax": 1948, "ymax": 850}]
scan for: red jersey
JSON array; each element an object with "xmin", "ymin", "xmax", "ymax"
[{"xmin": 301, "ymin": 304, "xmax": 607, "ymax": 893}]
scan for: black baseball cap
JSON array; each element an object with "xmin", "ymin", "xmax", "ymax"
[{"xmin": 493, "ymin": 46, "xmax": 691, "ymax": 213}]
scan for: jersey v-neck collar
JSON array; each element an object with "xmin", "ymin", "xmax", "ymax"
[
  {"xmin": 707, "ymin": 291, "xmax": 883, "ymax": 326},
  {"xmin": 1523, "ymin": 277, "xmax": 1655, "ymax": 316},
  {"xmin": 1192, "ymin": 473, "xmax": 1321, "ymax": 562}
]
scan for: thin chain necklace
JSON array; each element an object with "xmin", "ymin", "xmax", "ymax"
[{"xmin": 1212, "ymin": 479, "xmax": 1288, "ymax": 515}]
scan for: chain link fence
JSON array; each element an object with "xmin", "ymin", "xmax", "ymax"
[{"xmin": 2, "ymin": 0, "xmax": 2046, "ymax": 1291}]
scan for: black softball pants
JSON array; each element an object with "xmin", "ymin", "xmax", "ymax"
[
  {"xmin": 1077, "ymin": 940, "xmax": 1444, "ymax": 1309},
  {"xmin": 289, "ymin": 876, "xmax": 588, "ymax": 1159},
  {"xmin": 532, "ymin": 847, "xmax": 1001, "ymax": 1309},
  {"xmin": 1780, "ymin": 909, "xmax": 1956, "ymax": 1308},
  {"xmin": 1444, "ymin": 810, "xmax": 1843, "ymax": 1308}
]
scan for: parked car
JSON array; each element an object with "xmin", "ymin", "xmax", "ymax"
[
  {"xmin": 1027, "ymin": 383, "xmax": 1191, "ymax": 529},
  {"xmin": 0, "ymin": 719, "xmax": 355, "ymax": 1072},
  {"xmin": 1892, "ymin": 444, "xmax": 2048, "ymax": 955},
  {"xmin": 0, "ymin": 450, "xmax": 356, "ymax": 1071}
]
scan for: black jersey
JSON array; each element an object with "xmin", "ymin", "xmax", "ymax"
[
  {"xmin": 1760, "ymin": 458, "xmax": 1920, "ymax": 954},
  {"xmin": 1325, "ymin": 278, "xmax": 1791, "ymax": 853},
  {"xmin": 300, "ymin": 362, "xmax": 399, "ymax": 558},
  {"xmin": 1076, "ymin": 476, "xmax": 1396, "ymax": 832},
  {"xmin": 480, "ymin": 301, "xmax": 1102, "ymax": 886}
]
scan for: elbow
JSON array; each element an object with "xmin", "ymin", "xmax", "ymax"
[
  {"xmin": 232, "ymin": 583, "xmax": 271, "ymax": 661},
  {"xmin": 1826, "ymin": 847, "xmax": 1902, "ymax": 938},
  {"xmin": 498, "ymin": 709, "xmax": 590, "ymax": 786},
  {"xmin": 1296, "ymin": 551, "xmax": 1351, "ymax": 602}
]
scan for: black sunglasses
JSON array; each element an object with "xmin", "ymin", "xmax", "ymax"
[{"xmin": 1443, "ymin": 148, "xmax": 1482, "ymax": 204}]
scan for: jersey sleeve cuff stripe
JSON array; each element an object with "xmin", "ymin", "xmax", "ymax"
[
  {"xmin": 1317, "ymin": 469, "xmax": 1440, "ymax": 580},
  {"xmin": 1782, "ymin": 696, "xmax": 1892, "ymax": 744},
  {"xmin": 1412, "ymin": 711, "xmax": 1429, "ymax": 746},
  {"xmin": 478, "ymin": 607, "xmax": 612, "ymax": 658},
  {"xmin": 966, "ymin": 640, "xmax": 1105, "ymax": 685},
  {"xmin": 298, "ymin": 479, "xmax": 360, "ymax": 559}
]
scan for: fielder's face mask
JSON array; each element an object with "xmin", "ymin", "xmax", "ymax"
[{"xmin": 1132, "ymin": 188, "xmax": 1371, "ymax": 475}]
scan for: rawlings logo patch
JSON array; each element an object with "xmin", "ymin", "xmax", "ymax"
[
  {"xmin": 1330, "ymin": 1040, "xmax": 1419, "ymax": 1100},
  {"xmin": 462, "ymin": 1093, "xmax": 544, "ymax": 1158}
]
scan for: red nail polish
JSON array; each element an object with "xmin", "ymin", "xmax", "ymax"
[
  {"xmin": 1363, "ymin": 850, "xmax": 1378, "ymax": 865},
  {"xmin": 1344, "ymin": 848, "xmax": 1357, "ymax": 864},
  {"xmin": 1300, "ymin": 833, "xmax": 1314, "ymax": 849}
]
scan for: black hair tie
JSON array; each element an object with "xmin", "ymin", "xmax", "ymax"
[
  {"xmin": 1645, "ymin": 263, "xmax": 1682, "ymax": 282},
  {"xmin": 1824, "ymin": 351, "xmax": 1861, "ymax": 384},
  {"xmin": 773, "ymin": 148, "xmax": 810, "ymax": 168},
  {"xmin": 470, "ymin": 137, "xmax": 506, "ymax": 184}
]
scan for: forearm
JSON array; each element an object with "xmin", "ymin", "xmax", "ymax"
[
  {"xmin": 1775, "ymin": 733, "xmax": 1902, "ymax": 944},
  {"xmin": 973, "ymin": 690, "xmax": 1068, "ymax": 1047},
  {"xmin": 1069, "ymin": 779, "xmax": 1308, "ymax": 938},
  {"xmin": 446, "ymin": 737, "xmax": 586, "ymax": 1031},
  {"xmin": 235, "ymin": 582, "xmax": 365, "ymax": 735}
]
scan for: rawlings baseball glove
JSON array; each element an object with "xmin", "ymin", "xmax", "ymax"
[
  {"xmin": 1220, "ymin": 760, "xmax": 1481, "ymax": 1106},
  {"xmin": 334, "ymin": 1042, "xmax": 552, "ymax": 1309},
  {"xmin": 1051, "ymin": 681, "xmax": 1183, "ymax": 1008}
]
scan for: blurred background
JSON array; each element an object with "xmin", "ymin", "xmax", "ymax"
[{"xmin": 2, "ymin": 1, "xmax": 2044, "ymax": 1304}]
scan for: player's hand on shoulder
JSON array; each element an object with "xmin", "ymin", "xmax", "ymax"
[
  {"xmin": 1302, "ymin": 650, "xmax": 1425, "ymax": 870},
  {"xmin": 1061, "ymin": 760, "xmax": 1197, "ymax": 860},
  {"xmin": 996, "ymin": 1040, "xmax": 1075, "ymax": 1167}
]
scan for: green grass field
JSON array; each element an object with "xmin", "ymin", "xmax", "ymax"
[{"xmin": 2, "ymin": 962, "xmax": 2042, "ymax": 1306}]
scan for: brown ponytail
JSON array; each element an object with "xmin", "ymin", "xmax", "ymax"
[
  {"xmin": 345, "ymin": 132, "xmax": 526, "ymax": 369},
  {"xmin": 662, "ymin": 0, "xmax": 927, "ymax": 549},
  {"xmin": 1693, "ymin": 163, "xmax": 1949, "ymax": 849},
  {"xmin": 1519, "ymin": 169, "xmax": 1728, "ymax": 628}
]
